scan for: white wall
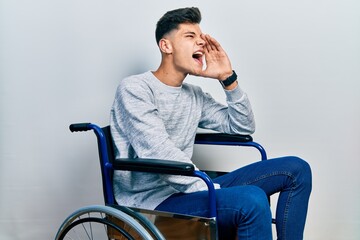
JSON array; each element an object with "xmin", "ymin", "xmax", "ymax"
[{"xmin": 1, "ymin": 0, "xmax": 359, "ymax": 239}]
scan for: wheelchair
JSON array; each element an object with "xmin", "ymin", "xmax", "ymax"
[{"xmin": 55, "ymin": 123, "xmax": 269, "ymax": 240}]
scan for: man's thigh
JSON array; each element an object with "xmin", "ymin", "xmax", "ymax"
[{"xmin": 213, "ymin": 156, "xmax": 305, "ymax": 196}]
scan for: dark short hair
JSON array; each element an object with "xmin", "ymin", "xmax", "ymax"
[{"xmin": 155, "ymin": 7, "xmax": 202, "ymax": 45}]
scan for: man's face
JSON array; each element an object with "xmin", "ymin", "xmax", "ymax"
[{"xmin": 165, "ymin": 23, "xmax": 205, "ymax": 76}]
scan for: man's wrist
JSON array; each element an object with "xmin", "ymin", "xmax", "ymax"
[
  {"xmin": 218, "ymin": 70, "xmax": 234, "ymax": 81},
  {"xmin": 219, "ymin": 70, "xmax": 237, "ymax": 87}
]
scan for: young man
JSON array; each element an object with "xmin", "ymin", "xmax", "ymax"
[{"xmin": 110, "ymin": 7, "xmax": 312, "ymax": 239}]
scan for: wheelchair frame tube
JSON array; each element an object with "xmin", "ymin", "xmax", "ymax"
[
  {"xmin": 89, "ymin": 124, "xmax": 116, "ymax": 205},
  {"xmin": 238, "ymin": 141, "xmax": 267, "ymax": 161},
  {"xmin": 193, "ymin": 170, "xmax": 217, "ymax": 219},
  {"xmin": 195, "ymin": 140, "xmax": 268, "ymax": 161}
]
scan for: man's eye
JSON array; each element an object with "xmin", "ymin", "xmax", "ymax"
[{"xmin": 186, "ymin": 35, "xmax": 194, "ymax": 38}]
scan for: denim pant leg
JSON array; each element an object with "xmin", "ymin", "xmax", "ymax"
[
  {"xmin": 214, "ymin": 156, "xmax": 312, "ymax": 240},
  {"xmin": 155, "ymin": 185, "xmax": 273, "ymax": 239}
]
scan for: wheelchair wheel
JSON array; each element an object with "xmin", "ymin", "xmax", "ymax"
[{"xmin": 55, "ymin": 205, "xmax": 164, "ymax": 240}]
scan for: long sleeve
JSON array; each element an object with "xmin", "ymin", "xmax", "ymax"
[{"xmin": 198, "ymin": 84, "xmax": 255, "ymax": 134}]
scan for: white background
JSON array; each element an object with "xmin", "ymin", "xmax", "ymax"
[{"xmin": 1, "ymin": 0, "xmax": 359, "ymax": 239}]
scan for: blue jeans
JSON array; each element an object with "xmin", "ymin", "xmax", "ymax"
[{"xmin": 155, "ymin": 156, "xmax": 312, "ymax": 240}]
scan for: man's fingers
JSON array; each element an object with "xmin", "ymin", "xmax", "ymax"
[
  {"xmin": 205, "ymin": 35, "xmax": 215, "ymax": 51},
  {"xmin": 204, "ymin": 34, "xmax": 222, "ymax": 52},
  {"xmin": 202, "ymin": 34, "xmax": 214, "ymax": 51},
  {"xmin": 204, "ymin": 39, "xmax": 212, "ymax": 53},
  {"xmin": 201, "ymin": 34, "xmax": 212, "ymax": 52}
]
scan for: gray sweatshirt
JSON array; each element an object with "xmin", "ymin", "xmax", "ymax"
[{"xmin": 110, "ymin": 71, "xmax": 255, "ymax": 210}]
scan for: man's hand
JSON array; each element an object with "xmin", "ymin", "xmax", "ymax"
[{"xmin": 197, "ymin": 34, "xmax": 233, "ymax": 81}]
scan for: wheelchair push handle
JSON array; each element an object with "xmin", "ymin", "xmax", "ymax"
[{"xmin": 69, "ymin": 123, "xmax": 92, "ymax": 132}]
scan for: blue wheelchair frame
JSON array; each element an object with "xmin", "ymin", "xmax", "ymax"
[{"xmin": 69, "ymin": 123, "xmax": 268, "ymax": 222}]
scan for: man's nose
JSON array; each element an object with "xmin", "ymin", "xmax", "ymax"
[{"xmin": 197, "ymin": 37, "xmax": 205, "ymax": 46}]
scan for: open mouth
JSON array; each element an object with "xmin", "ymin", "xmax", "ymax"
[{"xmin": 192, "ymin": 51, "xmax": 203, "ymax": 65}]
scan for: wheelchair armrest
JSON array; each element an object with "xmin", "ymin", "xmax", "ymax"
[
  {"xmin": 195, "ymin": 133, "xmax": 253, "ymax": 144},
  {"xmin": 195, "ymin": 133, "xmax": 267, "ymax": 160},
  {"xmin": 112, "ymin": 158, "xmax": 195, "ymax": 176},
  {"xmin": 112, "ymin": 158, "xmax": 217, "ymax": 218}
]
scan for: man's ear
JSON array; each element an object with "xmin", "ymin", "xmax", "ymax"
[{"xmin": 159, "ymin": 39, "xmax": 173, "ymax": 54}]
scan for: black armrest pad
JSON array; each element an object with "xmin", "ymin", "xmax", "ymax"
[
  {"xmin": 113, "ymin": 158, "xmax": 195, "ymax": 176},
  {"xmin": 195, "ymin": 133, "xmax": 253, "ymax": 144}
]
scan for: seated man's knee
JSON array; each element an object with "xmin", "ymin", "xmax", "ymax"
[{"xmin": 286, "ymin": 156, "xmax": 312, "ymax": 191}]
